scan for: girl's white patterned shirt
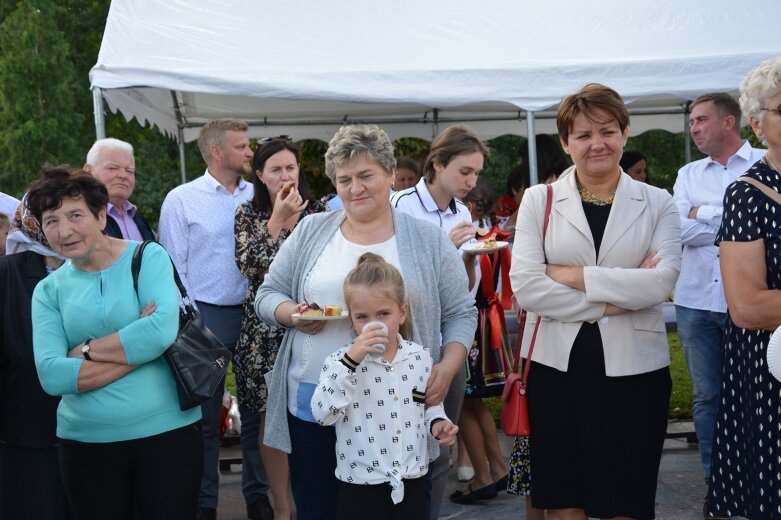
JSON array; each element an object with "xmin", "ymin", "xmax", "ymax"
[{"xmin": 311, "ymin": 336, "xmax": 449, "ymax": 504}]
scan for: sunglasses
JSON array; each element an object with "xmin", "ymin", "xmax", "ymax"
[
  {"xmin": 760, "ymin": 104, "xmax": 781, "ymax": 116},
  {"xmin": 258, "ymin": 135, "xmax": 292, "ymax": 144}
]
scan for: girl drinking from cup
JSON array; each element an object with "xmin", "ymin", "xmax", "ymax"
[{"xmin": 311, "ymin": 253, "xmax": 458, "ymax": 520}]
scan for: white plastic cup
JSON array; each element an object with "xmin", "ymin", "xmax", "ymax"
[{"xmin": 362, "ymin": 321, "xmax": 388, "ymax": 352}]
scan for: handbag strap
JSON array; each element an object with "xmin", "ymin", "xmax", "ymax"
[
  {"xmin": 511, "ymin": 184, "xmax": 553, "ymax": 378},
  {"xmin": 131, "ymin": 240, "xmax": 195, "ymax": 317},
  {"xmin": 738, "ymin": 174, "xmax": 781, "ymax": 206}
]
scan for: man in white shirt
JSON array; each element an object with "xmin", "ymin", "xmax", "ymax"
[
  {"xmin": 159, "ymin": 119, "xmax": 271, "ymax": 520},
  {"xmin": 391, "ymin": 124, "xmax": 485, "ymax": 520},
  {"xmin": 83, "ymin": 138, "xmax": 156, "ymax": 241},
  {"xmin": 672, "ymin": 93, "xmax": 766, "ymax": 483}
]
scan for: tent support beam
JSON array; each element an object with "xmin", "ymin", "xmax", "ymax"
[
  {"xmin": 684, "ymin": 102, "xmax": 692, "ymax": 164},
  {"xmin": 527, "ymin": 111, "xmax": 538, "ymax": 185},
  {"xmin": 178, "ymin": 127, "xmax": 187, "ymax": 184},
  {"xmin": 171, "ymin": 91, "xmax": 188, "ymax": 184},
  {"xmin": 93, "ymin": 88, "xmax": 106, "ymax": 140},
  {"xmin": 173, "ymin": 106, "xmax": 689, "ymax": 131}
]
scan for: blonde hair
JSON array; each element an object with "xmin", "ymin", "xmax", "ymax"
[
  {"xmin": 197, "ymin": 118, "xmax": 249, "ymax": 162},
  {"xmin": 343, "ymin": 253, "xmax": 412, "ymax": 339}
]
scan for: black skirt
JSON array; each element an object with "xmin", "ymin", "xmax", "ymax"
[{"xmin": 527, "ymin": 322, "xmax": 671, "ymax": 519}]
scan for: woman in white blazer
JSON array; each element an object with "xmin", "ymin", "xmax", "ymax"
[{"xmin": 509, "ymin": 84, "xmax": 681, "ymax": 520}]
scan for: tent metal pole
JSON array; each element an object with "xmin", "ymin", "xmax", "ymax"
[
  {"xmin": 527, "ymin": 111, "xmax": 538, "ymax": 185},
  {"xmin": 170, "ymin": 90, "xmax": 188, "ymax": 184},
  {"xmin": 178, "ymin": 127, "xmax": 187, "ymax": 185},
  {"xmin": 92, "ymin": 88, "xmax": 106, "ymax": 140},
  {"xmin": 684, "ymin": 102, "xmax": 692, "ymax": 164}
]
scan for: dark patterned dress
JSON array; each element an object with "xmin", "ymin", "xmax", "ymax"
[
  {"xmin": 233, "ymin": 199, "xmax": 327, "ymax": 411},
  {"xmin": 708, "ymin": 159, "xmax": 781, "ymax": 519}
]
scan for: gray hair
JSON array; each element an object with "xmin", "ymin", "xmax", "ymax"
[
  {"xmin": 324, "ymin": 125, "xmax": 396, "ymax": 185},
  {"xmin": 86, "ymin": 138, "xmax": 134, "ymax": 167},
  {"xmin": 197, "ymin": 118, "xmax": 249, "ymax": 162},
  {"xmin": 739, "ymin": 56, "xmax": 781, "ymax": 124}
]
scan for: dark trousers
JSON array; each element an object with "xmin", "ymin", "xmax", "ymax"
[
  {"xmin": 427, "ymin": 369, "xmax": 465, "ymax": 520},
  {"xmin": 0, "ymin": 442, "xmax": 73, "ymax": 520},
  {"xmin": 337, "ymin": 476, "xmax": 427, "ymax": 520},
  {"xmin": 288, "ymin": 412, "xmax": 337, "ymax": 520},
  {"xmin": 240, "ymin": 407, "xmax": 270, "ymax": 503},
  {"xmin": 57, "ymin": 423, "xmax": 202, "ymax": 520},
  {"xmin": 197, "ymin": 302, "xmax": 269, "ymax": 508}
]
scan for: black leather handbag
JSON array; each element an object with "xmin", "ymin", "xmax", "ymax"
[{"xmin": 132, "ymin": 240, "xmax": 230, "ymax": 410}]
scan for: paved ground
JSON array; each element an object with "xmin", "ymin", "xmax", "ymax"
[{"xmin": 215, "ymin": 420, "xmax": 705, "ymax": 519}]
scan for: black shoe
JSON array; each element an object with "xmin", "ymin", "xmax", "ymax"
[
  {"xmin": 494, "ymin": 473, "xmax": 509, "ymax": 491},
  {"xmin": 247, "ymin": 495, "xmax": 274, "ymax": 520},
  {"xmin": 196, "ymin": 507, "xmax": 217, "ymax": 520},
  {"xmin": 702, "ymin": 497, "xmax": 729, "ymax": 520},
  {"xmin": 449, "ymin": 482, "xmax": 498, "ymax": 504}
]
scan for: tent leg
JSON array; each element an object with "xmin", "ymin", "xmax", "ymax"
[
  {"xmin": 93, "ymin": 88, "xmax": 106, "ymax": 140},
  {"xmin": 178, "ymin": 127, "xmax": 187, "ymax": 185},
  {"xmin": 683, "ymin": 108, "xmax": 692, "ymax": 164},
  {"xmin": 526, "ymin": 111, "xmax": 539, "ymax": 185}
]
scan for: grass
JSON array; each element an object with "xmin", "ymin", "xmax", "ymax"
[
  {"xmin": 225, "ymin": 332, "xmax": 693, "ymax": 421},
  {"xmin": 667, "ymin": 332, "xmax": 693, "ymax": 419}
]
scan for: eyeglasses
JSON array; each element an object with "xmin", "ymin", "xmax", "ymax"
[
  {"xmin": 760, "ymin": 105, "xmax": 781, "ymax": 116},
  {"xmin": 258, "ymin": 135, "xmax": 292, "ymax": 144}
]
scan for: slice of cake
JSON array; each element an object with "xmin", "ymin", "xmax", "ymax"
[{"xmin": 324, "ymin": 305, "xmax": 343, "ymax": 316}]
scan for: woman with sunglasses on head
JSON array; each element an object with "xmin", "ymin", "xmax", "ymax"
[{"xmin": 234, "ymin": 137, "xmax": 327, "ymax": 519}]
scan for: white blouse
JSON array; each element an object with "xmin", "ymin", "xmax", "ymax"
[
  {"xmin": 287, "ymin": 230, "xmax": 401, "ymax": 420},
  {"xmin": 311, "ymin": 337, "xmax": 448, "ymax": 504}
]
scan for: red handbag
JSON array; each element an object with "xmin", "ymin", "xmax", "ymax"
[{"xmin": 500, "ymin": 185, "xmax": 552, "ymax": 437}]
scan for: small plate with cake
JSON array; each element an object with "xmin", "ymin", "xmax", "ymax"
[
  {"xmin": 463, "ymin": 239, "xmax": 509, "ymax": 254},
  {"xmin": 292, "ymin": 303, "xmax": 348, "ymax": 321}
]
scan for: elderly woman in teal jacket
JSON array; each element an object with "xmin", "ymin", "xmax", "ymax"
[
  {"xmin": 29, "ymin": 167, "xmax": 202, "ymax": 520},
  {"xmin": 255, "ymin": 124, "xmax": 477, "ymax": 520}
]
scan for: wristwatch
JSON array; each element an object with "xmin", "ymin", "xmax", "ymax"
[{"xmin": 82, "ymin": 339, "xmax": 93, "ymax": 361}]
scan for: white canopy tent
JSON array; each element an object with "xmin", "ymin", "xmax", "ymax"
[{"xmin": 90, "ymin": 0, "xmax": 781, "ymax": 182}]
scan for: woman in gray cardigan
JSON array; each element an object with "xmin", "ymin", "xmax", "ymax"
[{"xmin": 255, "ymin": 124, "xmax": 476, "ymax": 520}]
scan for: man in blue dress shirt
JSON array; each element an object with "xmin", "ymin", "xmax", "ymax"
[{"xmin": 159, "ymin": 119, "xmax": 271, "ymax": 520}]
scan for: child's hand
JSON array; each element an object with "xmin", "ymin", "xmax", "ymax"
[
  {"xmin": 432, "ymin": 421, "xmax": 459, "ymax": 445},
  {"xmin": 346, "ymin": 323, "xmax": 388, "ymax": 363}
]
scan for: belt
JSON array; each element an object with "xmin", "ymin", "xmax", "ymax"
[{"xmin": 194, "ymin": 300, "xmax": 243, "ymax": 310}]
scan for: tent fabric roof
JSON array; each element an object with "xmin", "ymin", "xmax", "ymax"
[{"xmin": 91, "ymin": 0, "xmax": 781, "ymax": 142}]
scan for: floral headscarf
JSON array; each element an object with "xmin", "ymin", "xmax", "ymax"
[{"xmin": 5, "ymin": 195, "xmax": 64, "ymax": 259}]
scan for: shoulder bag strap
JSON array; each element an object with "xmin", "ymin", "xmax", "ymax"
[
  {"xmin": 131, "ymin": 240, "xmax": 194, "ymax": 316},
  {"xmin": 738, "ymin": 175, "xmax": 781, "ymax": 206},
  {"xmin": 512, "ymin": 184, "xmax": 554, "ymax": 376}
]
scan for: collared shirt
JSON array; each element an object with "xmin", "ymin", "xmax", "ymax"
[
  {"xmin": 390, "ymin": 178, "xmax": 472, "ymax": 233},
  {"xmin": 311, "ymin": 338, "xmax": 448, "ymax": 504},
  {"xmin": 672, "ymin": 141, "xmax": 765, "ymax": 311},
  {"xmin": 107, "ymin": 201, "xmax": 143, "ymax": 241},
  {"xmin": 158, "ymin": 170, "xmax": 253, "ymax": 305}
]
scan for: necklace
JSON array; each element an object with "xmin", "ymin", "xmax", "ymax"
[
  {"xmin": 577, "ymin": 184, "xmax": 615, "ymax": 206},
  {"xmin": 767, "ymin": 155, "xmax": 780, "ymax": 173}
]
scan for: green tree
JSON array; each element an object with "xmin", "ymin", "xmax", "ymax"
[{"xmin": 0, "ymin": 0, "xmax": 84, "ymax": 195}]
